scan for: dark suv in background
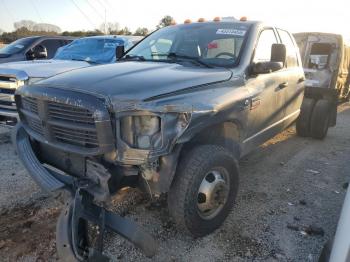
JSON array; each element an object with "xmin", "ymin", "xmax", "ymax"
[{"xmin": 0, "ymin": 36, "xmax": 74, "ymax": 63}]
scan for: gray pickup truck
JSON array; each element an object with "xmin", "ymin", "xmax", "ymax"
[{"xmin": 14, "ymin": 18, "xmax": 333, "ymax": 260}]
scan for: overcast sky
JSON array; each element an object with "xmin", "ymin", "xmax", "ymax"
[{"xmin": 0, "ymin": 0, "xmax": 349, "ymax": 39}]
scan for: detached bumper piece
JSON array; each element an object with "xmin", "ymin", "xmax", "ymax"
[
  {"xmin": 57, "ymin": 189, "xmax": 157, "ymax": 261},
  {"xmin": 15, "ymin": 124, "xmax": 157, "ymax": 261},
  {"xmin": 15, "ymin": 124, "xmax": 67, "ymax": 192}
]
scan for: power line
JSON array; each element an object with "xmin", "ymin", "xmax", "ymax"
[
  {"xmin": 30, "ymin": 0, "xmax": 43, "ymax": 23},
  {"xmin": 102, "ymin": 0, "xmax": 116, "ymax": 12},
  {"xmin": 85, "ymin": 0, "xmax": 104, "ymax": 21},
  {"xmin": 70, "ymin": 0, "xmax": 96, "ymax": 29},
  {"xmin": 95, "ymin": 0, "xmax": 106, "ymax": 10},
  {"xmin": 0, "ymin": 0, "xmax": 16, "ymax": 24}
]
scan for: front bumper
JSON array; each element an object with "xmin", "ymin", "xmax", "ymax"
[
  {"xmin": 15, "ymin": 124, "xmax": 158, "ymax": 259},
  {"xmin": 14, "ymin": 124, "xmax": 72, "ymax": 192}
]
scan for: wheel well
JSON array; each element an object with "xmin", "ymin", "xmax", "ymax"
[
  {"xmin": 180, "ymin": 122, "xmax": 241, "ymax": 159},
  {"xmin": 156, "ymin": 122, "xmax": 241, "ymax": 194}
]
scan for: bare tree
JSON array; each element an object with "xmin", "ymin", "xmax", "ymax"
[
  {"xmin": 14, "ymin": 20, "xmax": 36, "ymax": 31},
  {"xmin": 99, "ymin": 22, "xmax": 120, "ymax": 34},
  {"xmin": 118, "ymin": 27, "xmax": 132, "ymax": 36},
  {"xmin": 33, "ymin": 23, "xmax": 61, "ymax": 33},
  {"xmin": 157, "ymin": 15, "xmax": 174, "ymax": 29},
  {"xmin": 134, "ymin": 27, "xmax": 149, "ymax": 36}
]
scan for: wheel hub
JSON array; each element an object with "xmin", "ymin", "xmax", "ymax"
[{"xmin": 197, "ymin": 170, "xmax": 229, "ymax": 219}]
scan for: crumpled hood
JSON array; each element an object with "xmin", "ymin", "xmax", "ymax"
[
  {"xmin": 0, "ymin": 59, "xmax": 92, "ymax": 78},
  {"xmin": 38, "ymin": 61, "xmax": 233, "ymax": 101}
]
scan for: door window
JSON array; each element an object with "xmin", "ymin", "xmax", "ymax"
[
  {"xmin": 36, "ymin": 39, "xmax": 63, "ymax": 58},
  {"xmin": 253, "ymin": 29, "xmax": 278, "ymax": 63},
  {"xmin": 277, "ymin": 29, "xmax": 299, "ymax": 67}
]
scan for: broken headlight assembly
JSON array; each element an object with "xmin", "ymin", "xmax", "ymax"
[
  {"xmin": 121, "ymin": 115, "xmax": 161, "ymax": 149},
  {"xmin": 120, "ymin": 113, "xmax": 191, "ymax": 150}
]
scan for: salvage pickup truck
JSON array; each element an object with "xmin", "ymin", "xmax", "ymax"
[
  {"xmin": 0, "ymin": 35, "xmax": 140, "ymax": 125},
  {"xmin": 14, "ymin": 18, "xmax": 334, "ymax": 260}
]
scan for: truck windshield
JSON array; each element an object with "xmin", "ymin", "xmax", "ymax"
[
  {"xmin": 54, "ymin": 38, "xmax": 126, "ymax": 64},
  {"xmin": 0, "ymin": 37, "xmax": 38, "ymax": 55},
  {"xmin": 124, "ymin": 22, "xmax": 250, "ymax": 67}
]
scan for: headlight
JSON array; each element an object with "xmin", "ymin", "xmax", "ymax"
[
  {"xmin": 121, "ymin": 115, "xmax": 161, "ymax": 149},
  {"xmin": 120, "ymin": 113, "xmax": 191, "ymax": 150}
]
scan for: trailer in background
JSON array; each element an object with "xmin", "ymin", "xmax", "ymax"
[{"xmin": 294, "ymin": 32, "xmax": 350, "ymax": 101}]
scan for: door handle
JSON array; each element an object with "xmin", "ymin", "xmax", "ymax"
[
  {"xmin": 297, "ymin": 77, "xmax": 305, "ymax": 84},
  {"xmin": 276, "ymin": 82, "xmax": 288, "ymax": 91}
]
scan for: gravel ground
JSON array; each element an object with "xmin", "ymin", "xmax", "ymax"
[{"xmin": 0, "ymin": 103, "xmax": 349, "ymax": 261}]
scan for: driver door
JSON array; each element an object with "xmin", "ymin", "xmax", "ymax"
[{"xmin": 244, "ymin": 28, "xmax": 288, "ymax": 147}]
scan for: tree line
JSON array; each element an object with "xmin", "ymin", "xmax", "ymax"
[{"xmin": 0, "ymin": 16, "xmax": 174, "ymax": 44}]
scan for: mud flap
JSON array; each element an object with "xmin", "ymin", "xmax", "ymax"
[{"xmin": 56, "ymin": 189, "xmax": 157, "ymax": 261}]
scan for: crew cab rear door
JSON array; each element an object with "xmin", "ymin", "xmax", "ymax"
[
  {"xmin": 244, "ymin": 28, "xmax": 287, "ymax": 145},
  {"xmin": 276, "ymin": 29, "xmax": 304, "ymax": 120}
]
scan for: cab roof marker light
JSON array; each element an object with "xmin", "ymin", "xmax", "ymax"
[
  {"xmin": 240, "ymin": 16, "xmax": 248, "ymax": 21},
  {"xmin": 170, "ymin": 20, "xmax": 177, "ymax": 25},
  {"xmin": 197, "ymin": 18, "xmax": 206, "ymax": 22},
  {"xmin": 213, "ymin": 17, "xmax": 221, "ymax": 22},
  {"xmin": 184, "ymin": 19, "xmax": 192, "ymax": 24}
]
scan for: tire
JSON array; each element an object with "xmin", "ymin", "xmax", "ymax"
[
  {"xmin": 167, "ymin": 145, "xmax": 239, "ymax": 237},
  {"xmin": 310, "ymin": 99, "xmax": 331, "ymax": 139},
  {"xmin": 296, "ymin": 98, "xmax": 316, "ymax": 137}
]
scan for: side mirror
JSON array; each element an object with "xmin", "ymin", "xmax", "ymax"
[
  {"xmin": 116, "ymin": 45, "xmax": 125, "ymax": 60},
  {"xmin": 271, "ymin": 43, "xmax": 286, "ymax": 64},
  {"xmin": 250, "ymin": 44, "xmax": 286, "ymax": 74},
  {"xmin": 28, "ymin": 45, "xmax": 48, "ymax": 60},
  {"xmin": 250, "ymin": 61, "xmax": 284, "ymax": 74}
]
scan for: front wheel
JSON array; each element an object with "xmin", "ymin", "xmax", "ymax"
[{"xmin": 167, "ymin": 145, "xmax": 239, "ymax": 237}]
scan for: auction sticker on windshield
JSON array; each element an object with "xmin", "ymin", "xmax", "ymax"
[{"xmin": 216, "ymin": 29, "xmax": 246, "ymax": 36}]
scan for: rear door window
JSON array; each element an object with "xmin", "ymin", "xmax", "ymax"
[{"xmin": 277, "ymin": 29, "xmax": 299, "ymax": 68}]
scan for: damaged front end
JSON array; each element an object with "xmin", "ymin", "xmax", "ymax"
[{"xmin": 13, "ymin": 84, "xmax": 196, "ymax": 260}]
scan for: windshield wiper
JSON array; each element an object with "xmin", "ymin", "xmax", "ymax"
[
  {"xmin": 153, "ymin": 52, "xmax": 213, "ymax": 68},
  {"xmin": 121, "ymin": 54, "xmax": 146, "ymax": 61}
]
